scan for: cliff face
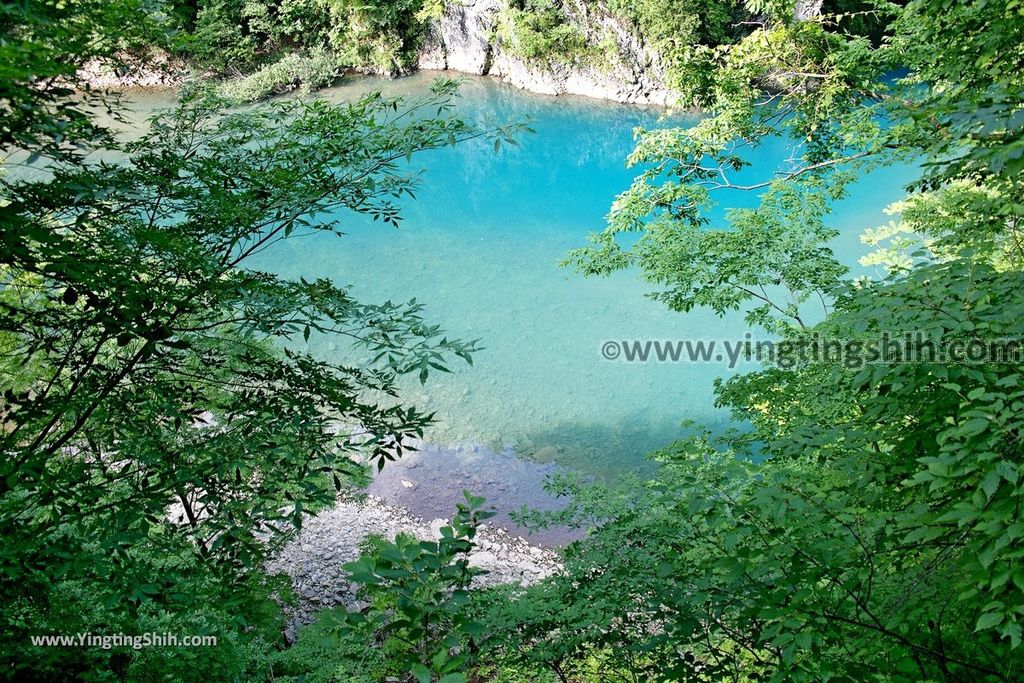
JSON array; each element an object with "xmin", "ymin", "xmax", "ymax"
[
  {"xmin": 417, "ymin": 0, "xmax": 677, "ymax": 106},
  {"xmin": 795, "ymin": 0, "xmax": 824, "ymax": 20}
]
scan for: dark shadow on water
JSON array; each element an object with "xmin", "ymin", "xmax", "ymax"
[
  {"xmin": 368, "ymin": 441, "xmax": 580, "ymax": 546},
  {"xmin": 368, "ymin": 411, "xmax": 732, "ymax": 547}
]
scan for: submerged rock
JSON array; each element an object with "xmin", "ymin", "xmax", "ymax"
[{"xmin": 532, "ymin": 445, "xmax": 559, "ymax": 462}]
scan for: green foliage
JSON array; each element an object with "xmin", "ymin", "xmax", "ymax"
[
  {"xmin": 182, "ymin": 0, "xmax": 435, "ymax": 75},
  {"xmin": 0, "ymin": 0, "xmax": 165, "ymax": 155},
  {"xmin": 271, "ymin": 607, "xmax": 390, "ymax": 682},
  {"xmin": 1, "ymin": 7, "xmax": 528, "ymax": 667},
  {"xmin": 1, "ymin": 82, "xmax": 489, "ymax": 598},
  {"xmin": 183, "ymin": 0, "xmax": 331, "ymax": 71},
  {"xmin": 185, "ymin": 0, "xmax": 270, "ymax": 71},
  {"xmin": 477, "ymin": 573, "xmax": 662, "ymax": 682},
  {"xmin": 566, "ymin": 173, "xmax": 850, "ymax": 333},
  {"xmin": 218, "ymin": 48, "xmax": 342, "ymax": 101},
  {"xmin": 323, "ymin": 0, "xmax": 436, "ymax": 73},
  {"xmin": 6, "ymin": 535, "xmax": 285, "ymax": 680},
  {"xmin": 605, "ymin": 0, "xmax": 743, "ymax": 104},
  {"xmin": 508, "ymin": 382, "xmax": 1024, "ymax": 680},
  {"xmin": 284, "ymin": 493, "xmax": 496, "ymax": 682},
  {"xmin": 606, "ymin": 0, "xmax": 738, "ymax": 46},
  {"xmin": 497, "ymin": 1, "xmax": 590, "ymax": 65}
]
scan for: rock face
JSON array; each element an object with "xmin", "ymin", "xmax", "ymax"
[
  {"xmin": 420, "ymin": 0, "xmax": 501, "ymax": 74},
  {"xmin": 794, "ymin": 0, "xmax": 825, "ymax": 20},
  {"xmin": 418, "ymin": 0, "xmax": 677, "ymax": 106},
  {"xmin": 266, "ymin": 494, "xmax": 562, "ymax": 640}
]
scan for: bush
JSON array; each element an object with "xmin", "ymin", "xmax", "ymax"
[
  {"xmin": 2, "ymin": 537, "xmax": 287, "ymax": 681},
  {"xmin": 181, "ymin": 0, "xmax": 436, "ymax": 78},
  {"xmin": 604, "ymin": 0, "xmax": 743, "ymax": 103},
  {"xmin": 324, "ymin": 0, "xmax": 435, "ymax": 74},
  {"xmin": 282, "ymin": 493, "xmax": 496, "ymax": 683},
  {"xmin": 497, "ymin": 1, "xmax": 590, "ymax": 64},
  {"xmin": 270, "ymin": 608, "xmax": 388, "ymax": 682},
  {"xmin": 218, "ymin": 49, "xmax": 341, "ymax": 101},
  {"xmin": 182, "ymin": 0, "xmax": 273, "ymax": 72}
]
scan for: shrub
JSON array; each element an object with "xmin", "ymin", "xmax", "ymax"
[
  {"xmin": 218, "ymin": 49, "xmax": 342, "ymax": 101},
  {"xmin": 181, "ymin": 0, "xmax": 431, "ymax": 76},
  {"xmin": 284, "ymin": 493, "xmax": 496, "ymax": 683},
  {"xmin": 3, "ymin": 539, "xmax": 286, "ymax": 681},
  {"xmin": 182, "ymin": 0, "xmax": 276, "ymax": 72},
  {"xmin": 497, "ymin": 1, "xmax": 590, "ymax": 64},
  {"xmin": 270, "ymin": 608, "xmax": 388, "ymax": 682},
  {"xmin": 324, "ymin": 0, "xmax": 435, "ymax": 74}
]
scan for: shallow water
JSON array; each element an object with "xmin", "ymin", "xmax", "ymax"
[
  {"xmin": 252, "ymin": 73, "xmax": 919, "ymax": 478},
  {"xmin": 108, "ymin": 74, "xmax": 917, "ymax": 486}
]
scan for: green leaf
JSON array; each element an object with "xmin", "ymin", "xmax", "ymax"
[
  {"xmin": 438, "ymin": 675, "xmax": 468, "ymax": 683},
  {"xmin": 976, "ymin": 611, "xmax": 1005, "ymax": 631},
  {"xmin": 410, "ymin": 663, "xmax": 431, "ymax": 683}
]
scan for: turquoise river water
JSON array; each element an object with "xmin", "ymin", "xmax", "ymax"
[{"xmin": 121, "ymin": 73, "xmax": 918, "ymax": 489}]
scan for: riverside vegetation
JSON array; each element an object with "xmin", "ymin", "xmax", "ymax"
[
  {"xmin": 135, "ymin": 0, "xmax": 745, "ymax": 102},
  {"xmin": 2, "ymin": 0, "xmax": 1024, "ymax": 681}
]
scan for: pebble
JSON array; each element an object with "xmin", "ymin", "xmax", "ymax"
[{"xmin": 266, "ymin": 495, "xmax": 563, "ymax": 640}]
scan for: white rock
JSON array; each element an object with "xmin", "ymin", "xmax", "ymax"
[
  {"xmin": 419, "ymin": 21, "xmax": 448, "ymax": 70},
  {"xmin": 418, "ymin": 0, "xmax": 678, "ymax": 105},
  {"xmin": 468, "ymin": 550, "xmax": 499, "ymax": 569},
  {"xmin": 433, "ymin": 0, "xmax": 502, "ymax": 74},
  {"xmin": 266, "ymin": 496, "xmax": 563, "ymax": 640},
  {"xmin": 429, "ymin": 518, "xmax": 448, "ymax": 537}
]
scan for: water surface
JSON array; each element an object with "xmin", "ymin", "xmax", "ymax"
[
  {"xmin": 116, "ymin": 74, "xmax": 918, "ymax": 481},
  {"xmin": 258, "ymin": 74, "xmax": 917, "ymax": 477}
]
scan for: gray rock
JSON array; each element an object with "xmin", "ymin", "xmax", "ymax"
[
  {"xmin": 418, "ymin": 0, "xmax": 678, "ymax": 105},
  {"xmin": 423, "ymin": 0, "xmax": 502, "ymax": 74},
  {"xmin": 266, "ymin": 496, "xmax": 563, "ymax": 639},
  {"xmin": 468, "ymin": 550, "xmax": 499, "ymax": 569},
  {"xmin": 419, "ymin": 21, "xmax": 448, "ymax": 70}
]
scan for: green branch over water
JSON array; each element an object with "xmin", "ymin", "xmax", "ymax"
[{"xmin": 3, "ymin": 0, "xmax": 1024, "ymax": 681}]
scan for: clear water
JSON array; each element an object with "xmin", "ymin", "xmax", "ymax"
[{"xmin": 130, "ymin": 74, "xmax": 920, "ymax": 478}]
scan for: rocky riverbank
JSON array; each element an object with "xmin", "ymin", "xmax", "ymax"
[
  {"xmin": 267, "ymin": 494, "xmax": 563, "ymax": 639},
  {"xmin": 78, "ymin": 51, "xmax": 190, "ymax": 89},
  {"xmin": 418, "ymin": 0, "xmax": 677, "ymax": 105},
  {"xmin": 76, "ymin": 2, "xmax": 824, "ymax": 104},
  {"xmin": 78, "ymin": 2, "xmax": 678, "ymax": 106}
]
